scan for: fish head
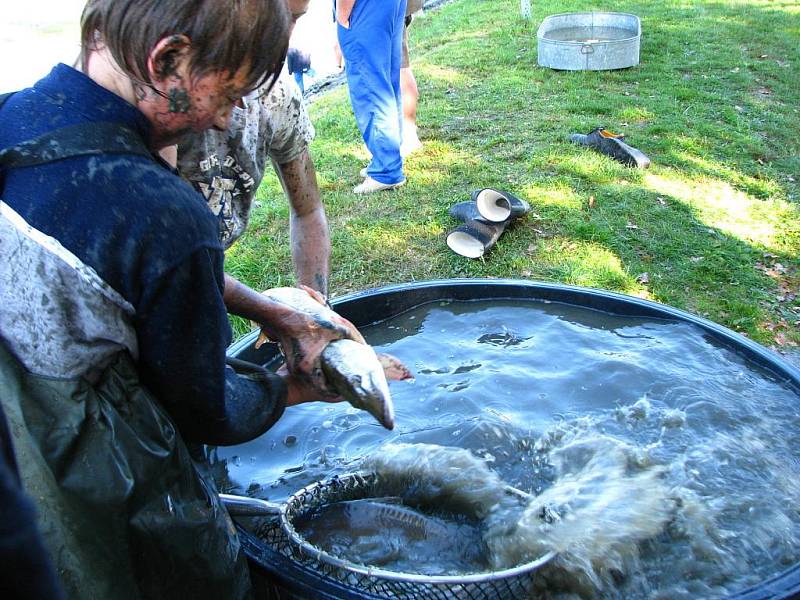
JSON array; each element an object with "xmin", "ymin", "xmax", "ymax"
[
  {"xmin": 351, "ymin": 369, "xmax": 395, "ymax": 430},
  {"xmin": 321, "ymin": 340, "xmax": 396, "ymax": 430}
]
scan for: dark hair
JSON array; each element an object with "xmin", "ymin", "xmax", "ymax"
[{"xmin": 80, "ymin": 0, "xmax": 289, "ymax": 94}]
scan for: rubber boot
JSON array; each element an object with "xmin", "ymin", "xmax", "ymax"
[
  {"xmin": 448, "ymin": 200, "xmax": 483, "ymax": 223},
  {"xmin": 446, "ymin": 199, "xmax": 524, "ymax": 259},
  {"xmin": 471, "ymin": 188, "xmax": 531, "ymax": 222},
  {"xmin": 569, "ymin": 127, "xmax": 651, "ymax": 168},
  {"xmin": 446, "ymin": 217, "xmax": 509, "ymax": 258}
]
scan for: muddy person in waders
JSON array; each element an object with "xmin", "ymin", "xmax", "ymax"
[{"xmin": 0, "ymin": 1, "xmax": 359, "ymax": 598}]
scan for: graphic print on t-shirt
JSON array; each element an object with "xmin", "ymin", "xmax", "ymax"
[{"xmin": 195, "ymin": 152, "xmax": 257, "ymax": 245}]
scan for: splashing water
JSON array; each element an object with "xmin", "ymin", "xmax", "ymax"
[
  {"xmin": 363, "ymin": 442, "xmax": 510, "ymax": 520},
  {"xmin": 484, "ymin": 436, "xmax": 674, "ymax": 596},
  {"xmin": 362, "ymin": 440, "xmax": 678, "ymax": 595}
]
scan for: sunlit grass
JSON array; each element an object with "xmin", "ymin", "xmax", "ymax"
[
  {"xmin": 643, "ymin": 171, "xmax": 796, "ymax": 252},
  {"xmin": 416, "ymin": 63, "xmax": 466, "ymax": 86},
  {"xmin": 226, "ymin": 0, "xmax": 800, "ymax": 347},
  {"xmin": 539, "ymin": 238, "xmax": 637, "ymax": 291}
]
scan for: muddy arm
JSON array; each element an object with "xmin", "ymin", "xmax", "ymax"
[{"xmin": 274, "ymin": 149, "xmax": 330, "ymax": 298}]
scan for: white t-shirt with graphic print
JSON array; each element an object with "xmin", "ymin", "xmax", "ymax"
[{"xmin": 177, "ymin": 73, "xmax": 314, "ymax": 249}]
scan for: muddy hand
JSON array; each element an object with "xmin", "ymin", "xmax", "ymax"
[
  {"xmin": 297, "ymin": 285, "xmax": 366, "ymax": 344},
  {"xmin": 254, "ymin": 288, "xmax": 361, "ymax": 348},
  {"xmin": 256, "ymin": 287, "xmax": 365, "ymax": 394}
]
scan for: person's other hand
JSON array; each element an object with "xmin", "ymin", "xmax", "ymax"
[{"xmin": 333, "ymin": 40, "xmax": 344, "ymax": 69}]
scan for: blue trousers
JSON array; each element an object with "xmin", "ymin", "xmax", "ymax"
[{"xmin": 338, "ymin": 0, "xmax": 407, "ymax": 185}]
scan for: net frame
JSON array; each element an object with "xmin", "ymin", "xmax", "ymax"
[{"xmin": 252, "ymin": 472, "xmax": 555, "ymax": 599}]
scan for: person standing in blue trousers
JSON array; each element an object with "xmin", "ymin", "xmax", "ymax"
[{"xmin": 336, "ymin": 0, "xmax": 407, "ymax": 194}]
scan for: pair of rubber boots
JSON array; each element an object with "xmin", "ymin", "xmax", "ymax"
[
  {"xmin": 447, "ymin": 189, "xmax": 530, "ymax": 258},
  {"xmin": 569, "ymin": 127, "xmax": 651, "ymax": 168}
]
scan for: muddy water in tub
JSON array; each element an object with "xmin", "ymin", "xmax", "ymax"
[{"xmin": 214, "ymin": 299, "xmax": 800, "ymax": 598}]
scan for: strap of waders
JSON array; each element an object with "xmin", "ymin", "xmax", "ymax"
[{"xmin": 0, "ymin": 91, "xmax": 153, "ymax": 173}]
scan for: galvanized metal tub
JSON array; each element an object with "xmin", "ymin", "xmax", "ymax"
[{"xmin": 537, "ymin": 12, "xmax": 641, "ymax": 71}]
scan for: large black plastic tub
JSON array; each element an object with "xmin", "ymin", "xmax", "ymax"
[{"xmin": 229, "ymin": 279, "xmax": 800, "ymax": 600}]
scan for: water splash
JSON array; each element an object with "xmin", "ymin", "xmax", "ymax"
[
  {"xmin": 220, "ymin": 299, "xmax": 800, "ymax": 596},
  {"xmin": 364, "ymin": 439, "xmax": 676, "ymax": 594},
  {"xmin": 363, "ymin": 442, "xmax": 509, "ymax": 520},
  {"xmin": 485, "ymin": 436, "xmax": 673, "ymax": 596}
]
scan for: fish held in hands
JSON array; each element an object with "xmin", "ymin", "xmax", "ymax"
[{"xmin": 257, "ymin": 286, "xmax": 412, "ymax": 429}]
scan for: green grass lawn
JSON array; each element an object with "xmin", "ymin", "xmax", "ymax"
[{"xmin": 226, "ymin": 0, "xmax": 800, "ymax": 349}]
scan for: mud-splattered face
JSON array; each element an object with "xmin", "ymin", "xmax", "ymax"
[{"xmin": 139, "ymin": 35, "xmax": 252, "ymax": 149}]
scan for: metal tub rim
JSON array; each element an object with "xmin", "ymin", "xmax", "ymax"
[
  {"xmin": 537, "ymin": 11, "xmax": 642, "ymax": 44},
  {"xmin": 536, "ymin": 12, "xmax": 642, "ymax": 71}
]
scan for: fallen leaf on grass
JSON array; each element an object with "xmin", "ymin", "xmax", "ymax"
[
  {"xmin": 626, "ymin": 222, "xmax": 639, "ymax": 229},
  {"xmin": 588, "ymin": 195, "xmax": 596, "ymax": 209},
  {"xmin": 765, "ymin": 267, "xmax": 787, "ymax": 278},
  {"xmin": 773, "ymin": 332, "xmax": 797, "ymax": 347},
  {"xmin": 636, "ymin": 272, "xmax": 650, "ymax": 284}
]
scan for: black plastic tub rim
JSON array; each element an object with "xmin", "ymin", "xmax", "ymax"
[
  {"xmin": 229, "ymin": 277, "xmax": 800, "ymax": 600},
  {"xmin": 228, "ymin": 278, "xmax": 800, "ymax": 391}
]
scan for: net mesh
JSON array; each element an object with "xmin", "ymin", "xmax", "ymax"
[{"xmin": 251, "ymin": 473, "xmax": 541, "ymax": 599}]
